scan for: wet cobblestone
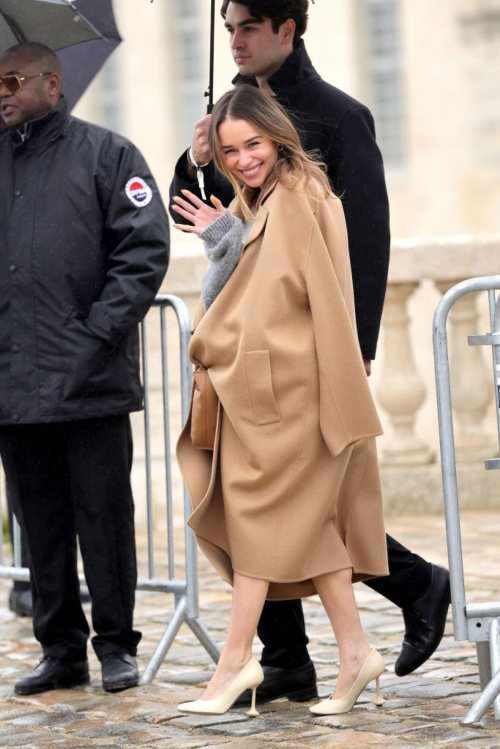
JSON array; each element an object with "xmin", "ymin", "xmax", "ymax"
[{"xmin": 1, "ymin": 512, "xmax": 500, "ymax": 747}]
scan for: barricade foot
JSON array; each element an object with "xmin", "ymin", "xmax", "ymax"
[
  {"xmin": 461, "ymin": 666, "xmax": 500, "ymax": 725},
  {"xmin": 187, "ymin": 616, "xmax": 220, "ymax": 664},
  {"xmin": 139, "ymin": 596, "xmax": 188, "ymax": 685}
]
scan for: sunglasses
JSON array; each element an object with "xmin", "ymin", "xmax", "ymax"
[{"xmin": 0, "ymin": 72, "xmax": 52, "ymax": 94}]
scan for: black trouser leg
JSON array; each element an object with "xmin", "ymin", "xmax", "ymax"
[
  {"xmin": 0, "ymin": 425, "xmax": 89, "ymax": 660},
  {"xmin": 364, "ymin": 534, "xmax": 432, "ymax": 608},
  {"xmin": 258, "ymin": 600, "xmax": 310, "ymax": 668},
  {"xmin": 257, "ymin": 533, "xmax": 433, "ymax": 668},
  {"xmin": 63, "ymin": 415, "xmax": 141, "ymax": 660}
]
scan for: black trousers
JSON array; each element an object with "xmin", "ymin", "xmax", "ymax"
[
  {"xmin": 258, "ymin": 534, "xmax": 432, "ymax": 668},
  {"xmin": 0, "ymin": 415, "xmax": 141, "ymax": 661}
]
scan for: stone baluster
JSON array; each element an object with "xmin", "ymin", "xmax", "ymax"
[
  {"xmin": 436, "ymin": 280, "xmax": 495, "ymax": 462},
  {"xmin": 376, "ymin": 283, "xmax": 434, "ymax": 465}
]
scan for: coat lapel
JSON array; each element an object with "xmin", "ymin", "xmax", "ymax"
[{"xmin": 242, "ymin": 205, "xmax": 268, "ymax": 251}]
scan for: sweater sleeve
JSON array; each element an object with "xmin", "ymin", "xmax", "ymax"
[
  {"xmin": 200, "ymin": 211, "xmax": 244, "ymax": 310},
  {"xmin": 200, "ymin": 210, "xmax": 243, "ymax": 259}
]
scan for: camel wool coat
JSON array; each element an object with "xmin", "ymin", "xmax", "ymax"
[{"xmin": 177, "ymin": 178, "xmax": 389, "ymax": 600}]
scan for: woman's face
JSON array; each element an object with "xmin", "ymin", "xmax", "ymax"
[{"xmin": 218, "ymin": 118, "xmax": 278, "ymax": 189}]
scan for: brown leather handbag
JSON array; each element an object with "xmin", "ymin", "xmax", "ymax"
[{"xmin": 191, "ymin": 364, "xmax": 219, "ymax": 450}]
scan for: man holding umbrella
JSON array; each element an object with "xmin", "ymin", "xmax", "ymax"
[
  {"xmin": 170, "ymin": 0, "xmax": 450, "ymax": 703},
  {"xmin": 0, "ymin": 42, "xmax": 170, "ymax": 695}
]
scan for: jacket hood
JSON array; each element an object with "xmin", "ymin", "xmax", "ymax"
[
  {"xmin": 10, "ymin": 96, "xmax": 70, "ymax": 150},
  {"xmin": 232, "ymin": 40, "xmax": 322, "ymax": 99}
]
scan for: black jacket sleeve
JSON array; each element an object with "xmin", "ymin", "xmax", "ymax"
[
  {"xmin": 168, "ymin": 149, "xmax": 235, "ymax": 224},
  {"xmin": 86, "ymin": 141, "xmax": 170, "ymax": 346},
  {"xmin": 328, "ymin": 106, "xmax": 390, "ymax": 361}
]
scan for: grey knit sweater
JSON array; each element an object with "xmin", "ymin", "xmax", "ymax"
[{"xmin": 199, "ymin": 210, "xmax": 254, "ymax": 311}]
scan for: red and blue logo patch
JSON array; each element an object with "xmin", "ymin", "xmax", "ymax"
[{"xmin": 125, "ymin": 177, "xmax": 153, "ymax": 208}]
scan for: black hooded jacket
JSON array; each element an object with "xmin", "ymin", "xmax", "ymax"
[
  {"xmin": 169, "ymin": 40, "xmax": 390, "ymax": 361},
  {"xmin": 0, "ymin": 97, "xmax": 170, "ymax": 425}
]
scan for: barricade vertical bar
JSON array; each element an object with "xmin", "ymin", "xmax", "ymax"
[
  {"xmin": 490, "ymin": 618, "xmax": 500, "ymax": 719},
  {"xmin": 13, "ymin": 515, "xmax": 21, "ymax": 569},
  {"xmin": 141, "ymin": 318, "xmax": 155, "ymax": 580},
  {"xmin": 139, "ymin": 295, "xmax": 219, "ymax": 685},
  {"xmin": 163, "ymin": 295, "xmax": 200, "ymax": 621},
  {"xmin": 160, "ymin": 307, "xmax": 175, "ymax": 582},
  {"xmin": 433, "ymin": 285, "xmax": 468, "ymax": 641},
  {"xmin": 488, "ymin": 291, "xmax": 500, "ymax": 450},
  {"xmin": 477, "ymin": 641, "xmax": 492, "ymax": 692}
]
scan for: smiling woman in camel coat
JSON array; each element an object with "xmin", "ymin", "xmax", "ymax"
[{"xmin": 177, "ymin": 177, "xmax": 389, "ymax": 601}]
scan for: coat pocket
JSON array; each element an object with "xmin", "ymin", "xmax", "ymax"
[{"xmin": 244, "ymin": 350, "xmax": 281, "ymax": 426}]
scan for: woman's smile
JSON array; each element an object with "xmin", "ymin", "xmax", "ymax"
[{"xmin": 239, "ymin": 163, "xmax": 263, "ymax": 179}]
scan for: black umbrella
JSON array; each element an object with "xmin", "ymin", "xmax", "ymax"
[
  {"xmin": 0, "ymin": 0, "xmax": 121, "ymax": 112},
  {"xmin": 0, "ymin": 0, "xmax": 101, "ymax": 54},
  {"xmin": 57, "ymin": 0, "xmax": 122, "ymax": 110}
]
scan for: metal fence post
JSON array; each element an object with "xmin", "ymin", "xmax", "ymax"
[{"xmin": 433, "ymin": 276, "xmax": 500, "ymax": 725}]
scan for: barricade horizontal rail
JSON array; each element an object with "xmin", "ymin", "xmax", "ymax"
[
  {"xmin": 0, "ymin": 293, "xmax": 220, "ymax": 685},
  {"xmin": 434, "ymin": 276, "xmax": 500, "ymax": 725}
]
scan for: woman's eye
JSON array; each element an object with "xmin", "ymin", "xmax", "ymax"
[{"xmin": 249, "ymin": 142, "xmax": 260, "ymax": 148}]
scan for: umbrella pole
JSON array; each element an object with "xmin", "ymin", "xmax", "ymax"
[{"xmin": 206, "ymin": 0, "xmax": 215, "ymax": 114}]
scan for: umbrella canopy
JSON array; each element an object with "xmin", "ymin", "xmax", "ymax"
[
  {"xmin": 0, "ymin": 0, "xmax": 101, "ymax": 55},
  {"xmin": 57, "ymin": 0, "xmax": 122, "ymax": 110}
]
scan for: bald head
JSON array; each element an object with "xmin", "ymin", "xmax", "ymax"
[
  {"xmin": 5, "ymin": 42, "xmax": 62, "ymax": 77},
  {"xmin": 0, "ymin": 43, "xmax": 63, "ymax": 130}
]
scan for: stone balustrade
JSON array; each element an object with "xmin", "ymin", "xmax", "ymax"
[{"xmin": 378, "ymin": 235, "xmax": 500, "ymax": 467}]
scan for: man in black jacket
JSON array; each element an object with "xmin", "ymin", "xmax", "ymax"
[
  {"xmin": 0, "ymin": 43, "xmax": 170, "ymax": 695},
  {"xmin": 170, "ymin": 0, "xmax": 450, "ymax": 702}
]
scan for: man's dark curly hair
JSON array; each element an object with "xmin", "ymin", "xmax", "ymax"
[{"xmin": 220, "ymin": 0, "xmax": 309, "ymax": 47}]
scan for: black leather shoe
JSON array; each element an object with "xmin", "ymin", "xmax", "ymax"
[
  {"xmin": 233, "ymin": 660, "xmax": 318, "ymax": 706},
  {"xmin": 101, "ymin": 653, "xmax": 138, "ymax": 692},
  {"xmin": 9, "ymin": 588, "xmax": 33, "ymax": 617},
  {"xmin": 14, "ymin": 657, "xmax": 90, "ymax": 695},
  {"xmin": 395, "ymin": 564, "xmax": 451, "ymax": 677}
]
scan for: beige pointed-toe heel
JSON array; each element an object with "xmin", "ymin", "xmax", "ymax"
[
  {"xmin": 309, "ymin": 648, "xmax": 385, "ymax": 716},
  {"xmin": 178, "ymin": 657, "xmax": 264, "ymax": 717}
]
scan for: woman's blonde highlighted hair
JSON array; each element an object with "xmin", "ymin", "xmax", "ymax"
[{"xmin": 209, "ymin": 85, "xmax": 333, "ymax": 221}]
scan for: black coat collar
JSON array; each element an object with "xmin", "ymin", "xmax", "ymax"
[
  {"xmin": 10, "ymin": 96, "xmax": 70, "ymax": 151},
  {"xmin": 232, "ymin": 40, "xmax": 321, "ymax": 100}
]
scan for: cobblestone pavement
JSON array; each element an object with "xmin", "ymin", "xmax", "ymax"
[{"xmin": 1, "ymin": 512, "xmax": 500, "ymax": 748}]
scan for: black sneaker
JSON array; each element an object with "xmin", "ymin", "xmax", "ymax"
[{"xmin": 14, "ymin": 657, "xmax": 90, "ymax": 695}]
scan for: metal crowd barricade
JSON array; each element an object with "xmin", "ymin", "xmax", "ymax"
[
  {"xmin": 0, "ymin": 293, "xmax": 219, "ymax": 685},
  {"xmin": 434, "ymin": 276, "xmax": 500, "ymax": 725}
]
